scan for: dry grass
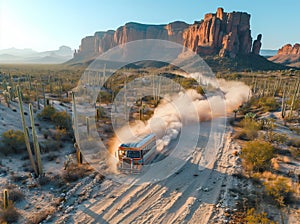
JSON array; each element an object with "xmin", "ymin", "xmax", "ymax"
[{"xmin": 252, "ymin": 171, "xmax": 277, "ymax": 181}]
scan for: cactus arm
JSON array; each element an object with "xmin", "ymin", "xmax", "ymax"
[
  {"xmin": 17, "ymin": 86, "xmax": 38, "ymax": 176},
  {"xmin": 72, "ymin": 92, "xmax": 82, "ymax": 165}
]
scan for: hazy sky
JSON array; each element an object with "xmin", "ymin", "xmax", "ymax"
[{"xmin": 0, "ymin": 0, "xmax": 299, "ymax": 51}]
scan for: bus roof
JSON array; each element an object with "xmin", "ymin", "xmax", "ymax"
[{"xmin": 120, "ymin": 133, "xmax": 156, "ymax": 149}]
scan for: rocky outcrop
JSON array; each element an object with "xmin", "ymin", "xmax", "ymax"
[
  {"xmin": 74, "ymin": 21, "xmax": 188, "ymax": 59},
  {"xmin": 183, "ymin": 8, "xmax": 253, "ymax": 58},
  {"xmin": 252, "ymin": 34, "xmax": 262, "ymax": 55},
  {"xmin": 269, "ymin": 43, "xmax": 300, "ymax": 68},
  {"xmin": 73, "ymin": 8, "xmax": 260, "ymax": 60},
  {"xmin": 277, "ymin": 43, "xmax": 300, "ymax": 55}
]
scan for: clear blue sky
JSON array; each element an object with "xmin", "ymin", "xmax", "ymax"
[{"xmin": 0, "ymin": 0, "xmax": 299, "ymax": 51}]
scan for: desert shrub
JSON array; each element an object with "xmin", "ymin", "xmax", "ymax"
[
  {"xmin": 39, "ymin": 140, "xmax": 59, "ymax": 153},
  {"xmin": 97, "ymin": 91, "xmax": 112, "ymax": 104},
  {"xmin": 37, "ymin": 175, "xmax": 52, "ymax": 186},
  {"xmin": 1, "ymin": 129, "xmax": 25, "ymax": 154},
  {"xmin": 258, "ymin": 97, "xmax": 280, "ymax": 112},
  {"xmin": 62, "ymin": 164, "xmax": 92, "ymax": 182},
  {"xmin": 53, "ymin": 127, "xmax": 67, "ymax": 141},
  {"xmin": 263, "ymin": 176, "xmax": 293, "ymax": 207},
  {"xmin": 238, "ymin": 117, "xmax": 262, "ymax": 140},
  {"xmin": 245, "ymin": 208, "xmax": 276, "ymax": 224},
  {"xmin": 241, "ymin": 140, "xmax": 274, "ymax": 172},
  {"xmin": 0, "ymin": 205, "xmax": 19, "ymax": 223},
  {"xmin": 271, "ymin": 133, "xmax": 288, "ymax": 144},
  {"xmin": 38, "ymin": 105, "xmax": 56, "ymax": 120},
  {"xmin": 253, "ymin": 171, "xmax": 277, "ymax": 182},
  {"xmin": 51, "ymin": 111, "xmax": 71, "ymax": 130},
  {"xmin": 271, "ymin": 158, "xmax": 280, "ymax": 170},
  {"xmin": 38, "ymin": 106, "xmax": 71, "ymax": 130}
]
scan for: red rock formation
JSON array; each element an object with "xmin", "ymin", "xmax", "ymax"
[
  {"xmin": 183, "ymin": 8, "xmax": 253, "ymax": 58},
  {"xmin": 74, "ymin": 8, "xmax": 258, "ymax": 60},
  {"xmin": 269, "ymin": 43, "xmax": 300, "ymax": 68},
  {"xmin": 278, "ymin": 43, "xmax": 300, "ymax": 55},
  {"xmin": 76, "ymin": 21, "xmax": 188, "ymax": 59}
]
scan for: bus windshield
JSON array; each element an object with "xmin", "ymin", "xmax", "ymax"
[{"xmin": 126, "ymin": 150, "xmax": 141, "ymax": 158}]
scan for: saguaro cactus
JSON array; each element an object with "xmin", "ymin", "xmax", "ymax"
[
  {"xmin": 17, "ymin": 86, "xmax": 38, "ymax": 176},
  {"xmin": 96, "ymin": 108, "xmax": 100, "ymax": 121},
  {"xmin": 281, "ymin": 84, "xmax": 287, "ymax": 119},
  {"xmin": 3, "ymin": 189, "xmax": 9, "ymax": 209},
  {"xmin": 42, "ymin": 85, "xmax": 46, "ymax": 107},
  {"xmin": 29, "ymin": 103, "xmax": 43, "ymax": 176},
  {"xmin": 72, "ymin": 92, "xmax": 82, "ymax": 165},
  {"xmin": 289, "ymin": 79, "xmax": 300, "ymax": 117}
]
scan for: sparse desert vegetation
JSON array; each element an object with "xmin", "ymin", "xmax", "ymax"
[
  {"xmin": 0, "ymin": 62, "xmax": 299, "ymax": 223},
  {"xmin": 228, "ymin": 71, "xmax": 300, "ymax": 222}
]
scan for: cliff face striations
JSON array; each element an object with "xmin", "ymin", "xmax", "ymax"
[
  {"xmin": 73, "ymin": 8, "xmax": 262, "ymax": 60},
  {"xmin": 74, "ymin": 21, "xmax": 189, "ymax": 59},
  {"xmin": 183, "ymin": 8, "xmax": 258, "ymax": 58}
]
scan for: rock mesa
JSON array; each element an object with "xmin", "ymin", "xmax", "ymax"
[{"xmin": 74, "ymin": 8, "xmax": 262, "ymax": 60}]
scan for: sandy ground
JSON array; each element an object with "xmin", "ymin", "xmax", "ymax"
[
  {"xmin": 48, "ymin": 118, "xmax": 244, "ymax": 224},
  {"xmin": 1, "ymin": 96, "xmax": 299, "ymax": 223}
]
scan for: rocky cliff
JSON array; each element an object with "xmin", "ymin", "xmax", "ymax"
[
  {"xmin": 73, "ymin": 21, "xmax": 188, "ymax": 60},
  {"xmin": 73, "ymin": 8, "xmax": 262, "ymax": 61},
  {"xmin": 277, "ymin": 43, "xmax": 300, "ymax": 55},
  {"xmin": 269, "ymin": 43, "xmax": 300, "ymax": 68},
  {"xmin": 182, "ymin": 8, "xmax": 259, "ymax": 58}
]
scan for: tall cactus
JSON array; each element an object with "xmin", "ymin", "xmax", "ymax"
[
  {"xmin": 36, "ymin": 85, "xmax": 40, "ymax": 110},
  {"xmin": 72, "ymin": 92, "xmax": 82, "ymax": 165},
  {"xmin": 42, "ymin": 85, "xmax": 46, "ymax": 107},
  {"xmin": 17, "ymin": 86, "xmax": 38, "ymax": 176},
  {"xmin": 289, "ymin": 79, "xmax": 300, "ymax": 117},
  {"xmin": 3, "ymin": 189, "xmax": 9, "ymax": 209},
  {"xmin": 29, "ymin": 103, "xmax": 43, "ymax": 176},
  {"xmin": 96, "ymin": 107, "xmax": 100, "ymax": 121},
  {"xmin": 29, "ymin": 75, "xmax": 32, "ymax": 91},
  {"xmin": 281, "ymin": 84, "xmax": 287, "ymax": 119}
]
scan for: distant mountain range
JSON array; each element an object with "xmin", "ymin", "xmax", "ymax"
[{"xmin": 0, "ymin": 46, "xmax": 73, "ymax": 64}]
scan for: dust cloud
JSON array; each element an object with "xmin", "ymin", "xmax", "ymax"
[{"xmin": 108, "ymin": 73, "xmax": 251, "ymax": 171}]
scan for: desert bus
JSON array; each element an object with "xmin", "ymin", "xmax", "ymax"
[{"xmin": 117, "ymin": 133, "xmax": 157, "ymax": 170}]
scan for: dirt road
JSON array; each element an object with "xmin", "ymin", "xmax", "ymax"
[{"xmin": 52, "ymin": 118, "xmax": 239, "ymax": 224}]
